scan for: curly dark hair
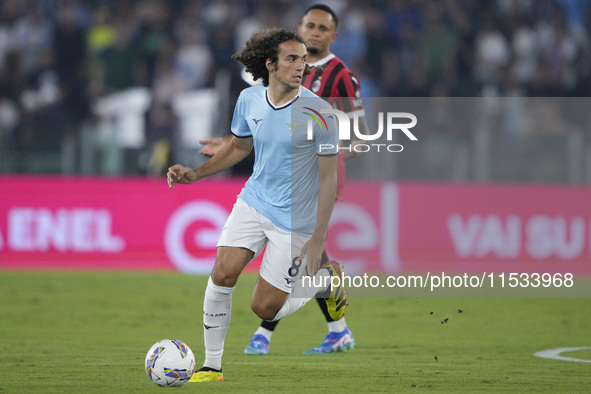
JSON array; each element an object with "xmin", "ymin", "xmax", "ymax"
[{"xmin": 232, "ymin": 27, "xmax": 310, "ymax": 87}]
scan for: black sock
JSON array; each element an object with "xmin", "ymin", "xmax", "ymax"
[
  {"xmin": 316, "ymin": 297, "xmax": 335, "ymax": 322},
  {"xmin": 321, "ymin": 250, "xmax": 330, "ymax": 266},
  {"xmin": 198, "ymin": 366, "xmax": 222, "ymax": 373},
  {"xmin": 318, "ymin": 250, "xmax": 334, "ymax": 321},
  {"xmin": 261, "ymin": 319, "xmax": 279, "ymax": 331}
]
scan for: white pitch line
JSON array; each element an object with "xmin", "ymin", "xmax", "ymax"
[{"xmin": 534, "ymin": 346, "xmax": 591, "ymax": 363}]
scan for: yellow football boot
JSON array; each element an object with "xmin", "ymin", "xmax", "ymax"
[
  {"xmin": 188, "ymin": 368, "xmax": 224, "ymax": 383},
  {"xmin": 321, "ymin": 260, "xmax": 347, "ymax": 321}
]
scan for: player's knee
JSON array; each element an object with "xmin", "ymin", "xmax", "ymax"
[
  {"xmin": 250, "ymin": 299, "xmax": 279, "ymax": 321},
  {"xmin": 210, "ymin": 265, "xmax": 239, "ymax": 288}
]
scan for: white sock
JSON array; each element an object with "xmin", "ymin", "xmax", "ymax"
[
  {"xmin": 328, "ymin": 317, "xmax": 347, "ymax": 333},
  {"xmin": 271, "ymin": 268, "xmax": 330, "ymax": 321},
  {"xmin": 254, "ymin": 326, "xmax": 273, "ymax": 342},
  {"xmin": 202, "ymin": 277, "xmax": 234, "ymax": 371}
]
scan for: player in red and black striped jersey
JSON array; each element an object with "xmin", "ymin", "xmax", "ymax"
[
  {"xmin": 198, "ymin": 4, "xmax": 369, "ymax": 355},
  {"xmin": 301, "ymin": 42, "xmax": 366, "ymax": 201},
  {"xmin": 303, "ymin": 53, "xmax": 364, "ymax": 118}
]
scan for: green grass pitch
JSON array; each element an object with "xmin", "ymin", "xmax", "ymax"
[{"xmin": 0, "ymin": 272, "xmax": 589, "ymax": 392}]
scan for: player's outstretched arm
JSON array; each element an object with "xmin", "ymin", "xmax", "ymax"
[
  {"xmin": 198, "ymin": 135, "xmax": 233, "ymax": 157},
  {"xmin": 299, "ymin": 154, "xmax": 337, "ymax": 276},
  {"xmin": 167, "ymin": 136, "xmax": 253, "ymax": 189}
]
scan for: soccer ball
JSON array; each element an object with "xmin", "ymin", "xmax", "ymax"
[{"xmin": 145, "ymin": 339, "xmax": 195, "ymax": 387}]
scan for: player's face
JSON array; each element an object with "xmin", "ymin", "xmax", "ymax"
[
  {"xmin": 268, "ymin": 41, "xmax": 307, "ymax": 90},
  {"xmin": 298, "ymin": 9, "xmax": 337, "ymax": 57}
]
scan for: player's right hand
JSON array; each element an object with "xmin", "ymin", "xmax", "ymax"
[
  {"xmin": 167, "ymin": 164, "xmax": 196, "ymax": 188},
  {"xmin": 198, "ymin": 137, "xmax": 225, "ymax": 157}
]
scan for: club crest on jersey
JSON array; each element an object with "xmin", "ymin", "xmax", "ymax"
[
  {"xmin": 286, "ymin": 121, "xmax": 303, "ymax": 136},
  {"xmin": 311, "ymin": 79, "xmax": 321, "ymax": 93}
]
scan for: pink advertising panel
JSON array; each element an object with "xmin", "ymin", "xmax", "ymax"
[
  {"xmin": 1, "ymin": 177, "xmax": 590, "ymax": 276},
  {"xmin": 396, "ymin": 184, "xmax": 591, "ymax": 275},
  {"xmin": 0, "ymin": 176, "xmax": 250, "ymax": 273}
]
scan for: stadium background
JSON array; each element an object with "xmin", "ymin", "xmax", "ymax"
[{"xmin": 1, "ymin": 0, "xmax": 591, "ymax": 176}]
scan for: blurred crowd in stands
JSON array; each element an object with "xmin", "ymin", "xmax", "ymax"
[{"xmin": 1, "ymin": 0, "xmax": 590, "ymax": 175}]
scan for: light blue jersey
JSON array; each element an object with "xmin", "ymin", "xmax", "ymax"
[{"xmin": 231, "ymin": 84, "xmax": 338, "ymax": 235}]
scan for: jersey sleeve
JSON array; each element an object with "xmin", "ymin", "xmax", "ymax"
[
  {"xmin": 331, "ymin": 71, "xmax": 365, "ymax": 119},
  {"xmin": 230, "ymin": 93, "xmax": 251, "ymax": 137}
]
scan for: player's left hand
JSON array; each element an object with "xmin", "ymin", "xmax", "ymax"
[
  {"xmin": 342, "ymin": 140, "xmax": 362, "ymax": 159},
  {"xmin": 341, "ymin": 149, "xmax": 359, "ymax": 159},
  {"xmin": 166, "ymin": 164, "xmax": 196, "ymax": 188},
  {"xmin": 299, "ymin": 236, "xmax": 325, "ymax": 276}
]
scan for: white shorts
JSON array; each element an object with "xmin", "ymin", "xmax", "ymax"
[{"xmin": 217, "ymin": 198, "xmax": 310, "ymax": 293}]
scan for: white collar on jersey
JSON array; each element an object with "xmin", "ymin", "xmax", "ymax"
[
  {"xmin": 306, "ymin": 53, "xmax": 336, "ymax": 67},
  {"xmin": 266, "ymin": 85, "xmax": 302, "ymax": 110}
]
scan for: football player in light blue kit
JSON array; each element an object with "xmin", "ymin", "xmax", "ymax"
[{"xmin": 167, "ymin": 27, "xmax": 348, "ymax": 383}]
